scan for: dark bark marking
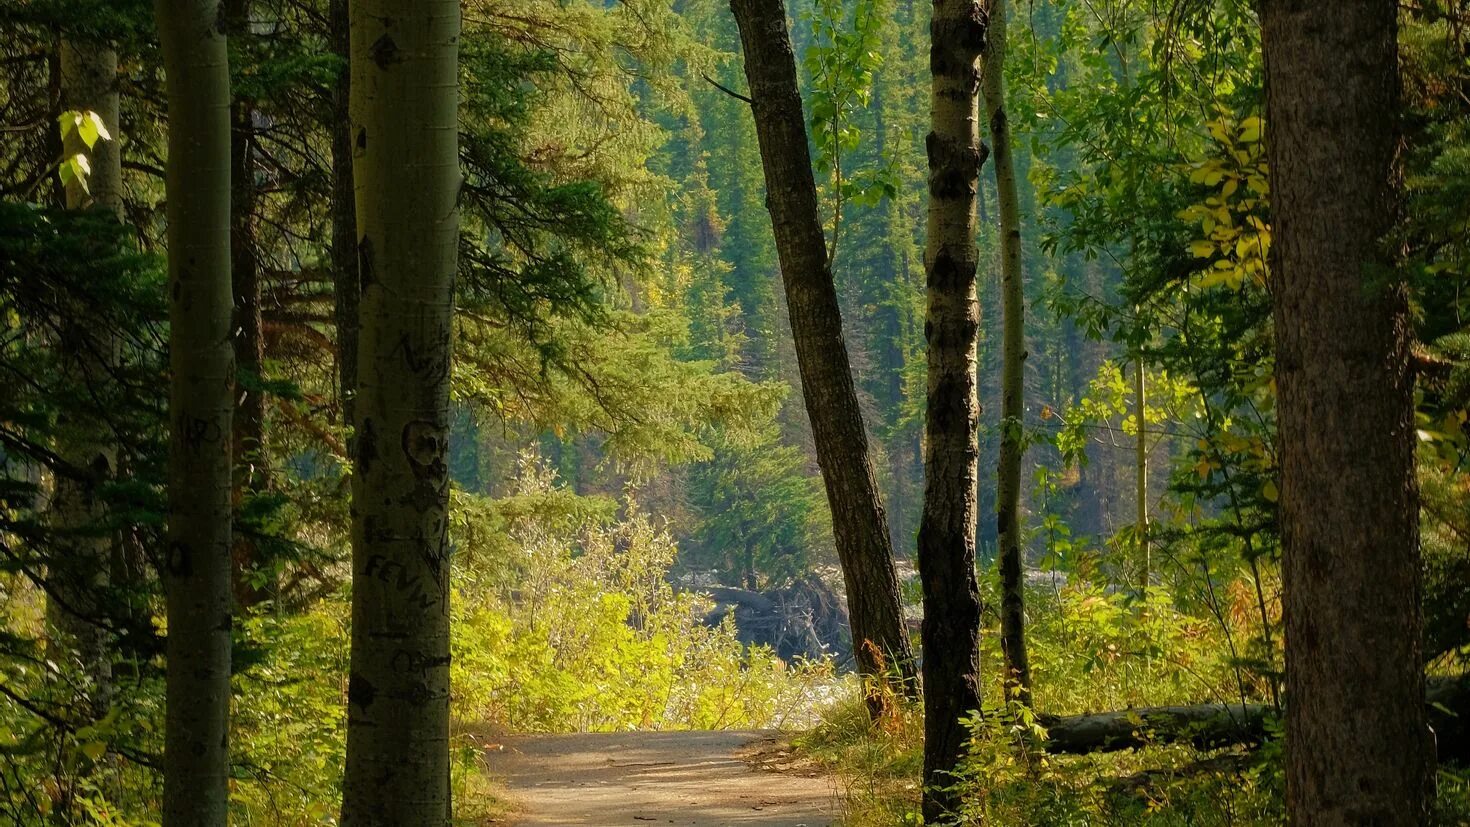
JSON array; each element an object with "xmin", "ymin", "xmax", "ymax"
[
  {"xmin": 347, "ymin": 672, "xmax": 376, "ymax": 710},
  {"xmin": 356, "ymin": 416, "xmax": 378, "ymax": 473},
  {"xmin": 369, "ymin": 34, "xmax": 400, "ymax": 70}
]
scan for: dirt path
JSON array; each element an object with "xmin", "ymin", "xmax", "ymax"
[{"xmin": 482, "ymin": 730, "xmax": 839, "ymax": 826}]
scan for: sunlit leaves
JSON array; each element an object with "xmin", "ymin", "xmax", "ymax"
[
  {"xmin": 801, "ymin": 0, "xmax": 895, "ymax": 240},
  {"xmin": 54, "ymin": 109, "xmax": 112, "ymax": 194},
  {"xmin": 1179, "ymin": 113, "xmax": 1271, "ymax": 291}
]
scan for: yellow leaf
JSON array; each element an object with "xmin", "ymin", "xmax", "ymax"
[
  {"xmin": 1261, "ymin": 480, "xmax": 1279, "ymax": 503},
  {"xmin": 81, "ymin": 741, "xmax": 107, "ymax": 762},
  {"xmin": 1238, "ymin": 116, "xmax": 1262, "ymax": 143},
  {"xmin": 1189, "ymin": 240, "xmax": 1215, "ymax": 259}
]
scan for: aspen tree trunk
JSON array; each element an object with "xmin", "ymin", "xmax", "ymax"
[
  {"xmin": 50, "ymin": 37, "xmax": 122, "ymax": 710},
  {"xmin": 340, "ymin": 0, "xmax": 459, "ymax": 821},
  {"xmin": 1262, "ymin": 1, "xmax": 1433, "ymax": 822},
  {"xmin": 729, "ymin": 0, "xmax": 918, "ymax": 709},
  {"xmin": 330, "ymin": 0, "xmax": 359, "ymax": 427},
  {"xmin": 920, "ymin": 0, "xmax": 987, "ymax": 819},
  {"xmin": 982, "ymin": 0, "xmax": 1031, "ymax": 708},
  {"xmin": 155, "ymin": 0, "xmax": 234, "ymax": 822},
  {"xmin": 227, "ymin": 0, "xmax": 270, "ymax": 609},
  {"xmin": 1134, "ymin": 355, "xmax": 1148, "ymax": 596}
]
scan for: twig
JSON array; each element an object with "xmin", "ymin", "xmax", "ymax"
[{"xmin": 701, "ymin": 73, "xmax": 753, "ymax": 105}]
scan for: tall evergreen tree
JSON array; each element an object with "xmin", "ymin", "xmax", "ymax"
[
  {"xmin": 155, "ymin": 0, "xmax": 235, "ymax": 821},
  {"xmin": 340, "ymin": 0, "xmax": 460, "ymax": 821},
  {"xmin": 1262, "ymin": 0, "xmax": 1433, "ymax": 821}
]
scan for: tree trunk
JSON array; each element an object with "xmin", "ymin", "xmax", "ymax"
[
  {"xmin": 1262, "ymin": 1, "xmax": 1433, "ymax": 823},
  {"xmin": 1134, "ymin": 354, "xmax": 1147, "ymax": 596},
  {"xmin": 155, "ymin": 0, "xmax": 234, "ymax": 822},
  {"xmin": 227, "ymin": 0, "xmax": 270, "ymax": 609},
  {"xmin": 920, "ymin": 0, "xmax": 988, "ymax": 819},
  {"xmin": 339, "ymin": 0, "xmax": 459, "ymax": 822},
  {"xmin": 330, "ymin": 0, "xmax": 359, "ymax": 427},
  {"xmin": 729, "ymin": 0, "xmax": 918, "ymax": 709},
  {"xmin": 50, "ymin": 36, "xmax": 123, "ymax": 712},
  {"xmin": 1042, "ymin": 703, "xmax": 1270, "ymax": 755},
  {"xmin": 982, "ymin": 0, "xmax": 1031, "ymax": 709}
]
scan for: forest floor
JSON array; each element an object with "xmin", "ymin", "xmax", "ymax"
[{"xmin": 480, "ymin": 730, "xmax": 840, "ymax": 826}]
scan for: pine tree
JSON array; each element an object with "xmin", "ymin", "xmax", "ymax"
[{"xmin": 1263, "ymin": 0, "xmax": 1433, "ymax": 821}]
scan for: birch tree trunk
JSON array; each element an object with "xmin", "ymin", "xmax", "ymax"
[
  {"xmin": 729, "ymin": 0, "xmax": 918, "ymax": 710},
  {"xmin": 981, "ymin": 0, "xmax": 1031, "ymax": 708},
  {"xmin": 155, "ymin": 0, "xmax": 234, "ymax": 821},
  {"xmin": 920, "ymin": 0, "xmax": 988, "ymax": 819},
  {"xmin": 49, "ymin": 39, "xmax": 123, "ymax": 711},
  {"xmin": 340, "ymin": 0, "xmax": 460, "ymax": 821},
  {"xmin": 1134, "ymin": 355, "xmax": 1148, "ymax": 595},
  {"xmin": 1262, "ymin": 0, "xmax": 1433, "ymax": 822}
]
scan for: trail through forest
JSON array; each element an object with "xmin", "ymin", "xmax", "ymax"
[{"xmin": 483, "ymin": 730, "xmax": 838, "ymax": 826}]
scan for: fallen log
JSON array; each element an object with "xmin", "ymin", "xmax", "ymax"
[
  {"xmin": 1040, "ymin": 703, "xmax": 1269, "ymax": 755},
  {"xmin": 1040, "ymin": 674, "xmax": 1470, "ymax": 761}
]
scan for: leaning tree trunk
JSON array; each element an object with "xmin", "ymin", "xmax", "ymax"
[
  {"xmin": 329, "ymin": 0, "xmax": 358, "ymax": 427},
  {"xmin": 156, "ymin": 0, "xmax": 234, "ymax": 822},
  {"xmin": 339, "ymin": 0, "xmax": 460, "ymax": 822},
  {"xmin": 1262, "ymin": 1, "xmax": 1433, "ymax": 823},
  {"xmin": 920, "ymin": 0, "xmax": 988, "ymax": 820},
  {"xmin": 981, "ymin": 0, "xmax": 1031, "ymax": 708},
  {"xmin": 729, "ymin": 0, "xmax": 918, "ymax": 709},
  {"xmin": 49, "ymin": 37, "xmax": 123, "ymax": 711},
  {"xmin": 227, "ymin": 0, "xmax": 271, "ymax": 609}
]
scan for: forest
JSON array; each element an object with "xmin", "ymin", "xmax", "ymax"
[{"xmin": 1, "ymin": 0, "xmax": 1468, "ymax": 823}]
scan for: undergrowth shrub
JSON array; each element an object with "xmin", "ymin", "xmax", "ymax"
[
  {"xmin": 800, "ymin": 581, "xmax": 1275, "ymax": 826},
  {"xmin": 450, "ymin": 457, "xmax": 836, "ymax": 732}
]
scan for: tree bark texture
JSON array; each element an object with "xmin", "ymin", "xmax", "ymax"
[
  {"xmin": 155, "ymin": 0, "xmax": 234, "ymax": 822},
  {"xmin": 1262, "ymin": 1, "xmax": 1432, "ymax": 823},
  {"xmin": 49, "ymin": 37, "xmax": 123, "ymax": 711},
  {"xmin": 919, "ymin": 0, "xmax": 988, "ymax": 820},
  {"xmin": 981, "ymin": 0, "xmax": 1031, "ymax": 709},
  {"xmin": 340, "ymin": 0, "xmax": 459, "ymax": 822},
  {"xmin": 729, "ymin": 0, "xmax": 918, "ymax": 706}
]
